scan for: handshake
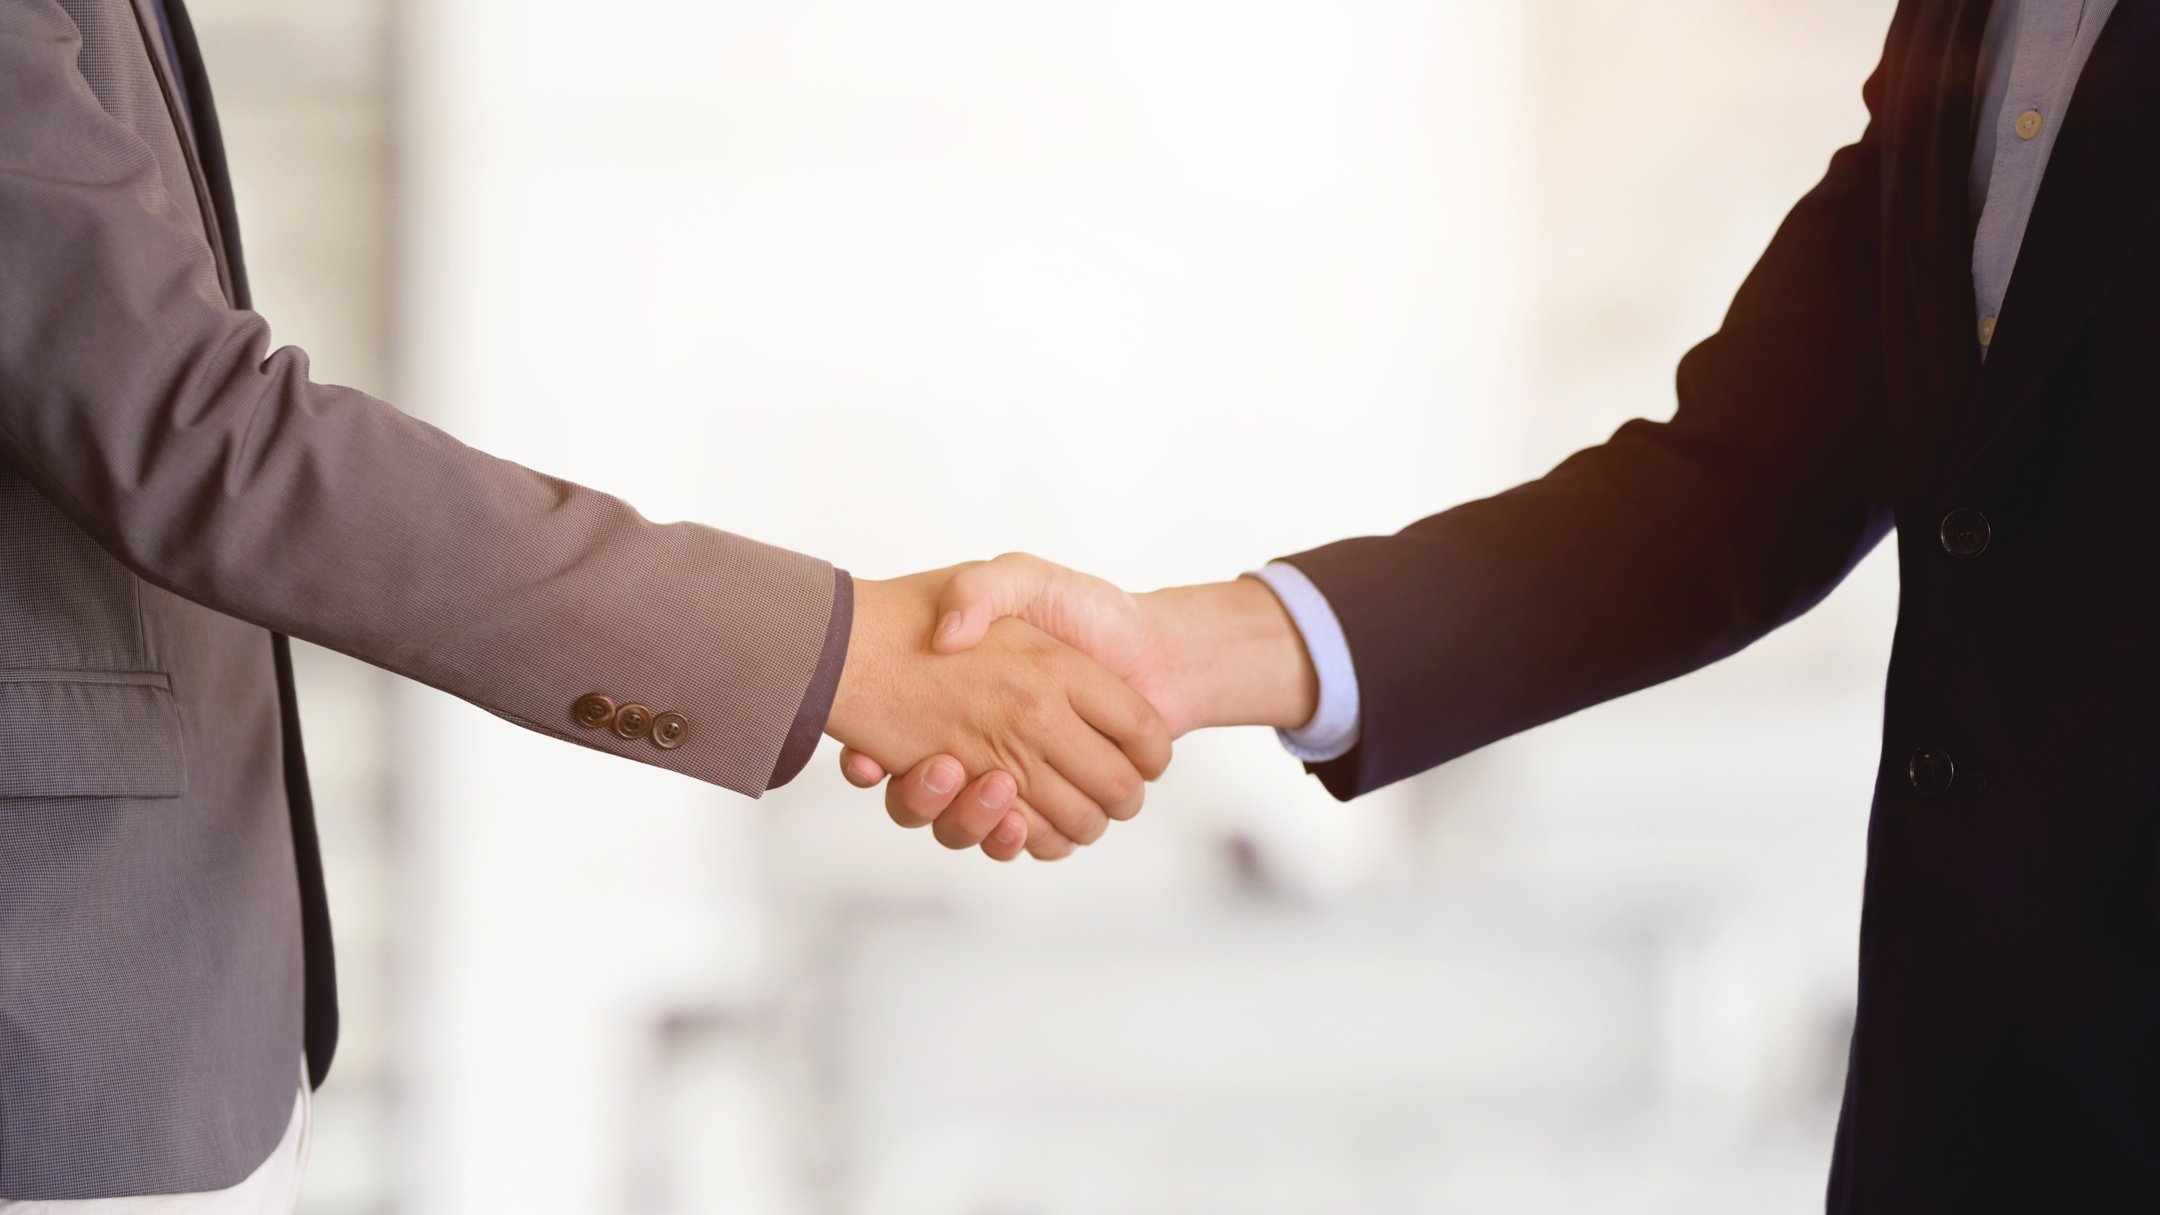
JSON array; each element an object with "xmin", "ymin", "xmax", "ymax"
[{"xmin": 824, "ymin": 554, "xmax": 1323, "ymax": 862}]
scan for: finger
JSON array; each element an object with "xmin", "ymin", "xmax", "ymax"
[
  {"xmin": 933, "ymin": 770, "xmax": 1019, "ymax": 851},
  {"xmin": 1044, "ymin": 714, "xmax": 1149, "ymax": 826},
  {"xmin": 980, "ymin": 810, "xmax": 1028, "ymax": 862},
  {"xmin": 1021, "ymin": 762, "xmax": 1115, "ymax": 848},
  {"xmin": 1014, "ymin": 799, "xmax": 1078, "ymax": 861},
  {"xmin": 839, "ymin": 746, "xmax": 889, "ymax": 788},
  {"xmin": 932, "ymin": 553, "xmax": 1051, "ymax": 654},
  {"xmin": 884, "ymin": 755, "xmax": 967, "ymax": 830},
  {"xmin": 1066, "ymin": 660, "xmax": 1175, "ymax": 782}
]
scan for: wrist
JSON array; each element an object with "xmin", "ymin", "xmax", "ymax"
[
  {"xmin": 827, "ymin": 575, "xmax": 911, "ymax": 748},
  {"xmin": 1137, "ymin": 577, "xmax": 1318, "ymax": 732}
]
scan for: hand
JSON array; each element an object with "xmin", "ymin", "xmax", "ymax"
[
  {"xmin": 827, "ymin": 569, "xmax": 1174, "ymax": 861},
  {"xmin": 838, "ymin": 554, "xmax": 1320, "ymax": 815}
]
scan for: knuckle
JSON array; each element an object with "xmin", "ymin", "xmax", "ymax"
[
  {"xmin": 1066, "ymin": 810, "xmax": 1109, "ymax": 847},
  {"xmin": 1140, "ymin": 704, "xmax": 1170, "ymax": 745},
  {"xmin": 1109, "ymin": 770, "xmax": 1143, "ymax": 806},
  {"xmin": 886, "ymin": 792, "xmax": 933, "ymax": 829},
  {"xmin": 1105, "ymin": 777, "xmax": 1145, "ymax": 821},
  {"xmin": 1009, "ymin": 689, "xmax": 1056, "ymax": 733},
  {"xmin": 1023, "ymin": 819, "xmax": 1075, "ymax": 860}
]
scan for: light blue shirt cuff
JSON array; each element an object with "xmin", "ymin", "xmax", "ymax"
[{"xmin": 1249, "ymin": 562, "xmax": 1362, "ymax": 764}]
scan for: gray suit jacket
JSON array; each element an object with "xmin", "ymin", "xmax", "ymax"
[{"xmin": 0, "ymin": 0, "xmax": 842, "ymax": 1197}]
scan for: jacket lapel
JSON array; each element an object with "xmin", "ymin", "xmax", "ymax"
[
  {"xmin": 1950, "ymin": 0, "xmax": 2160, "ymax": 480},
  {"xmin": 126, "ymin": 0, "xmax": 329, "ymax": 1082},
  {"xmin": 155, "ymin": 0, "xmax": 254, "ymax": 309},
  {"xmin": 122, "ymin": 0, "xmax": 236, "ymax": 303},
  {"xmin": 1883, "ymin": 0, "xmax": 1990, "ymax": 491}
]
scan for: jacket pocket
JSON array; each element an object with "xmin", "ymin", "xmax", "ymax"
[{"xmin": 0, "ymin": 669, "xmax": 187, "ymax": 799}]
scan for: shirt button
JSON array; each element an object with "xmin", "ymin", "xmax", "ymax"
[
  {"xmin": 612, "ymin": 702, "xmax": 654, "ymax": 741},
  {"xmin": 571, "ymin": 693, "xmax": 617, "ymax": 730},
  {"xmin": 1939, "ymin": 508, "xmax": 1991, "ymax": 559},
  {"xmin": 650, "ymin": 711, "xmax": 690, "ymax": 751},
  {"xmin": 2015, "ymin": 108, "xmax": 2043, "ymax": 140},
  {"xmin": 1907, "ymin": 747, "xmax": 1957, "ymax": 797},
  {"xmin": 1978, "ymin": 314, "xmax": 1997, "ymax": 347}
]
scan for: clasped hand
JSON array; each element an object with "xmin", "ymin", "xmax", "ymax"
[
  {"xmin": 825, "ymin": 567, "xmax": 1173, "ymax": 861},
  {"xmin": 829, "ymin": 555, "xmax": 1320, "ymax": 862}
]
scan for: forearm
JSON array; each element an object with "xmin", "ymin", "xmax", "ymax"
[
  {"xmin": 8, "ymin": 339, "xmax": 841, "ymax": 792},
  {"xmin": 1138, "ymin": 577, "xmax": 1318, "ymax": 732}
]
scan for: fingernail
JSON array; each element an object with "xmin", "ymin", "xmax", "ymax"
[
  {"xmin": 978, "ymin": 774, "xmax": 1015, "ymax": 811},
  {"xmin": 936, "ymin": 611, "xmax": 963, "ymax": 641},
  {"xmin": 924, "ymin": 759, "xmax": 961, "ymax": 796},
  {"xmin": 992, "ymin": 816, "xmax": 1024, "ymax": 846}
]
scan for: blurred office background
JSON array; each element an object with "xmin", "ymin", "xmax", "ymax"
[{"xmin": 191, "ymin": 0, "xmax": 1897, "ymax": 1210}]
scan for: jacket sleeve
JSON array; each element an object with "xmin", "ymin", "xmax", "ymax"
[
  {"xmin": 1283, "ymin": 50, "xmax": 1898, "ymax": 800},
  {"xmin": 0, "ymin": 0, "xmax": 837, "ymax": 797}
]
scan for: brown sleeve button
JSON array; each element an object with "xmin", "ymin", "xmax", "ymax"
[
  {"xmin": 572, "ymin": 693, "xmax": 617, "ymax": 730},
  {"xmin": 649, "ymin": 711, "xmax": 689, "ymax": 751},
  {"xmin": 612, "ymin": 702, "xmax": 654, "ymax": 741}
]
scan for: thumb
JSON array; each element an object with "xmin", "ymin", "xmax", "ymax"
[{"xmin": 931, "ymin": 554, "xmax": 1052, "ymax": 654}]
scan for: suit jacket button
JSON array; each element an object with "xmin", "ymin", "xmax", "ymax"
[
  {"xmin": 572, "ymin": 693, "xmax": 617, "ymax": 730},
  {"xmin": 1907, "ymin": 747, "xmax": 1956, "ymax": 796},
  {"xmin": 612, "ymin": 703, "xmax": 654, "ymax": 741},
  {"xmin": 650, "ymin": 711, "xmax": 689, "ymax": 751},
  {"xmin": 1939, "ymin": 508, "xmax": 1991, "ymax": 559}
]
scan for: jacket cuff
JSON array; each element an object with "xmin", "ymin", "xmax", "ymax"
[
  {"xmin": 1248, "ymin": 563, "xmax": 1363, "ymax": 762},
  {"xmin": 768, "ymin": 568, "xmax": 853, "ymax": 789},
  {"xmin": 1271, "ymin": 537, "xmax": 1408, "ymax": 802}
]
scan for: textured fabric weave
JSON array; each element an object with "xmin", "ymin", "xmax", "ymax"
[
  {"xmin": 0, "ymin": 1072, "xmax": 308, "ymax": 1213},
  {"xmin": 0, "ymin": 0, "xmax": 838, "ymax": 1196},
  {"xmin": 0, "ymin": 671, "xmax": 186, "ymax": 798}
]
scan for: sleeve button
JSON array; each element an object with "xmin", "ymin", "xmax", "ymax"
[
  {"xmin": 650, "ymin": 711, "xmax": 689, "ymax": 751},
  {"xmin": 612, "ymin": 703, "xmax": 654, "ymax": 741},
  {"xmin": 572, "ymin": 693, "xmax": 617, "ymax": 730}
]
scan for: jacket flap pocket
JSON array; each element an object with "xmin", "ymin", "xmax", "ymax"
[{"xmin": 0, "ymin": 670, "xmax": 187, "ymax": 799}]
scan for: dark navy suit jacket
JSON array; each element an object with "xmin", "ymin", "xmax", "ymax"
[{"xmin": 1288, "ymin": 1, "xmax": 2160, "ymax": 1208}]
